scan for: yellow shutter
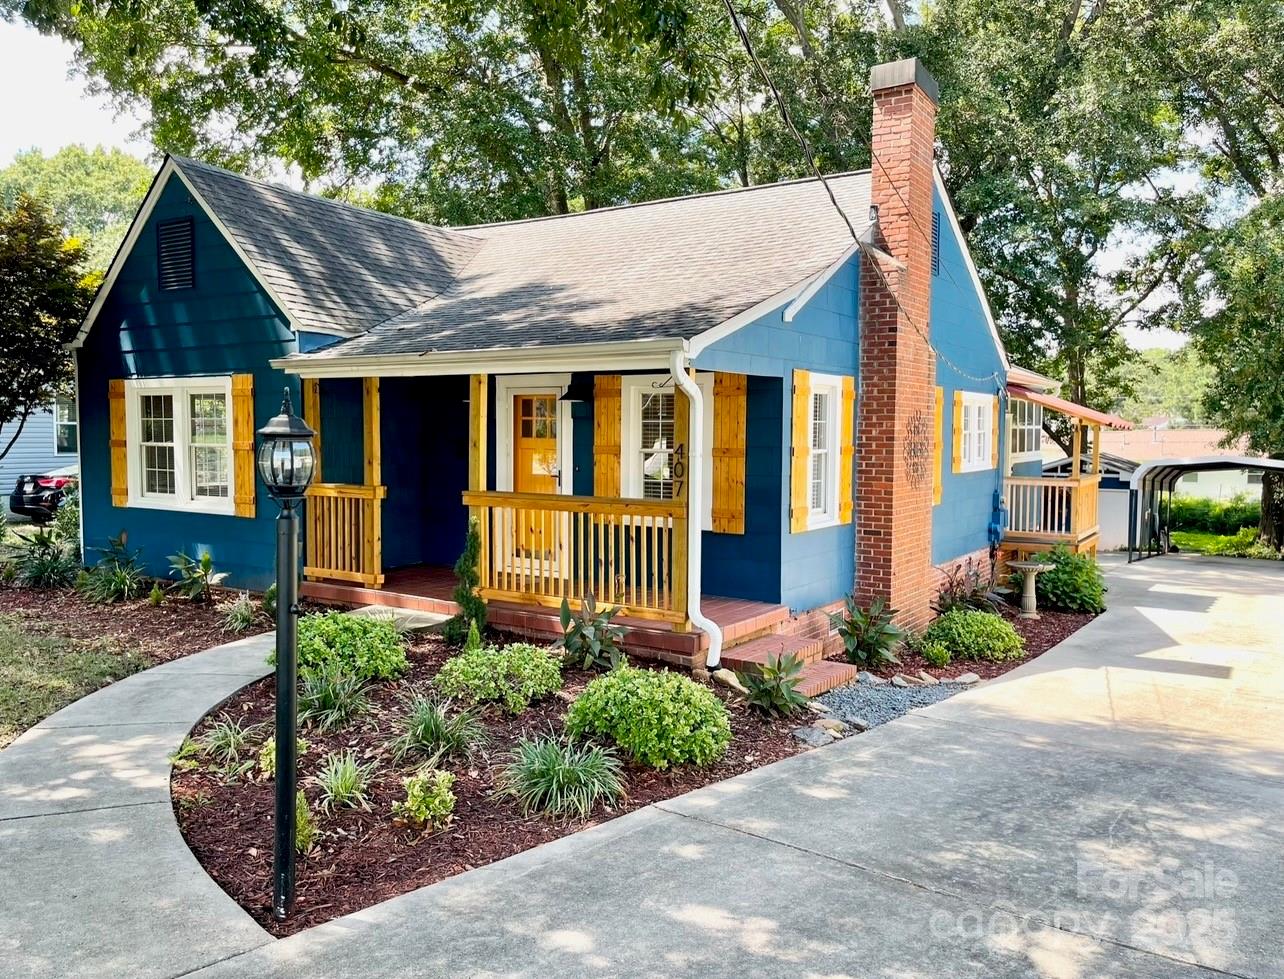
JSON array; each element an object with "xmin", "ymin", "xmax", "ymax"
[
  {"xmin": 108, "ymin": 379, "xmax": 127, "ymax": 507},
  {"xmin": 594, "ymin": 375, "xmax": 621, "ymax": 497},
  {"xmin": 302, "ymin": 377, "xmax": 322, "ymax": 483},
  {"xmin": 933, "ymin": 386, "xmax": 944, "ymax": 504},
  {"xmin": 231, "ymin": 374, "xmax": 256, "ymax": 517},
  {"xmin": 711, "ymin": 372, "xmax": 747, "ymax": 534},
  {"xmin": 837, "ymin": 375, "xmax": 855, "ymax": 524},
  {"xmin": 991, "ymin": 395, "xmax": 1001, "ymax": 469},
  {"xmin": 789, "ymin": 369, "xmax": 811, "ymax": 533},
  {"xmin": 951, "ymin": 389, "xmax": 964, "ymax": 474}
]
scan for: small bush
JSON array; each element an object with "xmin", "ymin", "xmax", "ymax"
[
  {"xmin": 1168, "ymin": 494, "xmax": 1260, "ymax": 535},
  {"xmin": 313, "ymin": 749, "xmax": 376, "ymax": 812},
  {"xmin": 740, "ymin": 652, "xmax": 808, "ymax": 718},
  {"xmin": 148, "ymin": 581, "xmax": 165, "ymax": 606},
  {"xmin": 923, "ymin": 609, "xmax": 1024, "ymax": 662},
  {"xmin": 566, "ymin": 667, "xmax": 731, "ymax": 769},
  {"xmin": 257, "ymin": 735, "xmax": 310, "ymax": 779},
  {"xmin": 290, "ymin": 611, "xmax": 408, "ymax": 681},
  {"xmin": 261, "ymin": 582, "xmax": 278, "ymax": 618},
  {"xmin": 920, "ymin": 638, "xmax": 952, "ymax": 668},
  {"xmin": 557, "ymin": 591, "xmax": 626, "ymax": 671},
  {"xmin": 50, "ymin": 485, "xmax": 81, "ymax": 557},
  {"xmin": 167, "ymin": 550, "xmax": 228, "ymax": 602},
  {"xmin": 199, "ymin": 716, "xmax": 263, "ymax": 774},
  {"xmin": 78, "ymin": 534, "xmax": 146, "ymax": 604},
  {"xmin": 434, "ymin": 642, "xmax": 562, "ymax": 714},
  {"xmin": 442, "ymin": 518, "xmax": 487, "ymax": 645},
  {"xmin": 1197, "ymin": 526, "xmax": 1281, "ymax": 559},
  {"xmin": 295, "ymin": 791, "xmax": 318, "ymax": 854},
  {"xmin": 934, "ymin": 558, "xmax": 1001, "ymax": 615},
  {"xmin": 13, "ymin": 529, "xmax": 79, "ymax": 589},
  {"xmin": 169, "ymin": 737, "xmax": 202, "ymax": 772},
  {"xmin": 1027, "ymin": 544, "xmax": 1106, "ymax": 613},
  {"xmin": 391, "ymin": 769, "xmax": 456, "ymax": 830},
  {"xmin": 390, "ymin": 694, "xmax": 488, "ymax": 764},
  {"xmin": 829, "ymin": 596, "xmax": 904, "ymax": 667},
  {"xmin": 298, "ymin": 665, "xmax": 372, "ymax": 732},
  {"xmin": 498, "ymin": 735, "xmax": 624, "ymax": 818},
  {"xmin": 220, "ymin": 591, "xmax": 259, "ymax": 633}
]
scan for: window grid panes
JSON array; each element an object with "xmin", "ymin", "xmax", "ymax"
[
  {"xmin": 517, "ymin": 396, "xmax": 557, "ymax": 440},
  {"xmin": 1009, "ymin": 399, "xmax": 1042, "ymax": 456},
  {"xmin": 140, "ymin": 394, "xmax": 176, "ymax": 496},
  {"xmin": 810, "ymin": 391, "xmax": 831, "ymax": 512},
  {"xmin": 189, "ymin": 393, "xmax": 229, "ymax": 499},
  {"xmin": 54, "ymin": 397, "xmax": 77, "ymax": 454},
  {"xmin": 639, "ymin": 392, "xmax": 675, "ymax": 500}
]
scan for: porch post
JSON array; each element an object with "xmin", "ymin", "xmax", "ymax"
[
  {"xmin": 1090, "ymin": 423, "xmax": 1102, "ymax": 474},
  {"xmin": 1070, "ymin": 418, "xmax": 1082, "ymax": 476},
  {"xmin": 302, "ymin": 378, "xmax": 322, "ymax": 482},
  {"xmin": 468, "ymin": 374, "xmax": 488, "ymax": 515},
  {"xmin": 362, "ymin": 378, "xmax": 383, "ymax": 586}
]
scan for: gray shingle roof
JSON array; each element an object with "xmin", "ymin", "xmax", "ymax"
[
  {"xmin": 294, "ymin": 171, "xmax": 872, "ymax": 361},
  {"xmin": 173, "ymin": 157, "xmax": 482, "ymax": 336}
]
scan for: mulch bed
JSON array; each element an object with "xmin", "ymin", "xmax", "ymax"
[{"xmin": 173, "ymin": 632, "xmax": 802, "ymax": 937}]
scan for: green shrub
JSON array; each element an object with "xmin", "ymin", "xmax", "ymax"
[
  {"xmin": 829, "ymin": 596, "xmax": 904, "ymax": 667},
  {"xmin": 934, "ymin": 558, "xmax": 1000, "ymax": 615},
  {"xmin": 298, "ymin": 665, "xmax": 372, "ymax": 732},
  {"xmin": 257, "ymin": 735, "xmax": 309, "ymax": 779},
  {"xmin": 566, "ymin": 667, "xmax": 731, "ymax": 769},
  {"xmin": 13, "ymin": 529, "xmax": 79, "ymax": 589},
  {"xmin": 391, "ymin": 770, "xmax": 456, "ymax": 829},
  {"xmin": 148, "ymin": 581, "xmax": 165, "ymax": 606},
  {"xmin": 434, "ymin": 642, "xmax": 562, "ymax": 713},
  {"xmin": 1168, "ymin": 494, "xmax": 1261, "ymax": 535},
  {"xmin": 498, "ymin": 735, "xmax": 624, "ymax": 818},
  {"xmin": 295, "ymin": 790, "xmax": 318, "ymax": 854},
  {"xmin": 920, "ymin": 638, "xmax": 952, "ymax": 668},
  {"xmin": 220, "ymin": 591, "xmax": 260, "ymax": 633},
  {"xmin": 390, "ymin": 694, "xmax": 488, "ymax": 763},
  {"xmin": 313, "ymin": 749, "xmax": 376, "ymax": 812},
  {"xmin": 1028, "ymin": 544, "xmax": 1107, "ymax": 613},
  {"xmin": 78, "ymin": 533, "xmax": 145, "ymax": 604},
  {"xmin": 1198, "ymin": 526, "xmax": 1281, "ymax": 559},
  {"xmin": 289, "ymin": 611, "xmax": 408, "ymax": 681},
  {"xmin": 923, "ymin": 609, "xmax": 1024, "ymax": 662},
  {"xmin": 261, "ymin": 582, "xmax": 278, "ymax": 618},
  {"xmin": 557, "ymin": 591, "xmax": 626, "ymax": 671},
  {"xmin": 739, "ymin": 652, "xmax": 808, "ymax": 718},
  {"xmin": 199, "ymin": 716, "xmax": 263, "ymax": 775},
  {"xmin": 50, "ymin": 485, "xmax": 81, "ymax": 551},
  {"xmin": 167, "ymin": 550, "xmax": 228, "ymax": 602},
  {"xmin": 442, "ymin": 518, "xmax": 487, "ymax": 645}
]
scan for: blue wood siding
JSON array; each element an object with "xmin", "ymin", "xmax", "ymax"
[
  {"xmin": 1, "ymin": 409, "xmax": 73, "ymax": 517},
  {"xmin": 929, "ymin": 188, "xmax": 1008, "ymax": 564},
  {"xmin": 76, "ymin": 175, "xmax": 297, "ymax": 588}
]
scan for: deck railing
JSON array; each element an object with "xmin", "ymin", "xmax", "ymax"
[
  {"xmin": 1003, "ymin": 475, "xmax": 1100, "ymax": 544},
  {"xmin": 304, "ymin": 483, "xmax": 387, "ymax": 587},
  {"xmin": 462, "ymin": 490, "xmax": 688, "ymax": 624}
]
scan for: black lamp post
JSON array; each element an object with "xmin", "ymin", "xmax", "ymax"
[{"xmin": 256, "ymin": 387, "xmax": 315, "ymax": 921}]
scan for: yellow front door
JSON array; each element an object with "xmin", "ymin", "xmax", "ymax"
[{"xmin": 512, "ymin": 395, "xmax": 560, "ymax": 564}]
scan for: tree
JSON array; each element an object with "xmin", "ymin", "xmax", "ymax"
[
  {"xmin": 0, "ymin": 145, "xmax": 152, "ymax": 273},
  {"xmin": 1117, "ymin": 347, "xmax": 1212, "ymax": 427},
  {"xmin": 0, "ymin": 195, "xmax": 93, "ymax": 463}
]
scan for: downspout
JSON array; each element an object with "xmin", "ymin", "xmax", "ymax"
[{"xmin": 669, "ymin": 350, "xmax": 724, "ymax": 669}]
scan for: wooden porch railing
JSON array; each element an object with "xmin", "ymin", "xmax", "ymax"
[
  {"xmin": 462, "ymin": 490, "xmax": 688, "ymax": 624},
  {"xmin": 1003, "ymin": 475, "xmax": 1100, "ymax": 545},
  {"xmin": 304, "ymin": 483, "xmax": 387, "ymax": 586}
]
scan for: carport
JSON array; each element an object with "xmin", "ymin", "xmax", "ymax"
[{"xmin": 1127, "ymin": 455, "xmax": 1282, "ymax": 561}]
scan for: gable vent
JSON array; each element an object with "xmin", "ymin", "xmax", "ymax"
[
  {"xmin": 157, "ymin": 218, "xmax": 195, "ymax": 291},
  {"xmin": 930, "ymin": 210, "xmax": 941, "ymax": 277}
]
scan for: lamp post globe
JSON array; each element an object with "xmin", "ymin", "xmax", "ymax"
[{"xmin": 256, "ymin": 387, "xmax": 315, "ymax": 920}]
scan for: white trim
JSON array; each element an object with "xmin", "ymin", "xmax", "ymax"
[
  {"xmin": 686, "ymin": 282, "xmax": 810, "ymax": 358},
  {"xmin": 620, "ymin": 372, "xmax": 715, "ymax": 530},
  {"xmin": 69, "ymin": 158, "xmax": 305, "ymax": 350},
  {"xmin": 1129, "ymin": 455, "xmax": 1283, "ymax": 491},
  {"xmin": 957, "ymin": 390, "xmax": 994, "ymax": 474},
  {"xmin": 1006, "ymin": 363, "xmax": 1058, "ymax": 392},
  {"xmin": 783, "ymin": 241, "xmax": 863, "ymax": 323},
  {"xmin": 123, "ymin": 375, "xmax": 237, "ymax": 516},
  {"xmin": 1007, "ymin": 397, "xmax": 1044, "ymax": 468},
  {"xmin": 493, "ymin": 374, "xmax": 573, "ymax": 495},
  {"xmin": 933, "ymin": 168, "xmax": 1010, "ymax": 371},
  {"xmin": 52, "ymin": 394, "xmax": 77, "ymax": 456},
  {"xmin": 803, "ymin": 371, "xmax": 843, "ymax": 530}
]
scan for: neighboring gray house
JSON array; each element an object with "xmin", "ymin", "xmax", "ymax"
[{"xmin": 1, "ymin": 397, "xmax": 78, "ymax": 517}]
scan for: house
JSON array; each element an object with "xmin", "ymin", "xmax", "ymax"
[
  {"xmin": 68, "ymin": 58, "xmax": 1127, "ymax": 692},
  {"xmin": 1095, "ymin": 427, "xmax": 1262, "ymax": 501},
  {"xmin": 1, "ymin": 398, "xmax": 78, "ymax": 518}
]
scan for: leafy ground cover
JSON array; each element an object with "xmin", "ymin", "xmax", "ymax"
[{"xmin": 1171, "ymin": 530, "xmax": 1224, "ymax": 554}]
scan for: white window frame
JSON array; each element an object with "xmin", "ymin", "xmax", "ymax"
[
  {"xmin": 124, "ymin": 376, "xmax": 236, "ymax": 515},
  {"xmin": 1008, "ymin": 397, "xmax": 1043, "ymax": 465},
  {"xmin": 53, "ymin": 395, "xmax": 78, "ymax": 455},
  {"xmin": 804, "ymin": 372, "xmax": 843, "ymax": 529},
  {"xmin": 494, "ymin": 373, "xmax": 574, "ymax": 495},
  {"xmin": 958, "ymin": 390, "xmax": 994, "ymax": 474},
  {"xmin": 620, "ymin": 373, "xmax": 715, "ymax": 530}
]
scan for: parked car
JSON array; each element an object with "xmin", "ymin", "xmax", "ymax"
[{"xmin": 9, "ymin": 465, "xmax": 78, "ymax": 523}]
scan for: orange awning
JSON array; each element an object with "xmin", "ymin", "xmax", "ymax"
[{"xmin": 1008, "ymin": 384, "xmax": 1134, "ymax": 430}]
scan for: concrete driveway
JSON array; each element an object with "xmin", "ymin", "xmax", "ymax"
[{"xmin": 184, "ymin": 554, "xmax": 1282, "ymax": 979}]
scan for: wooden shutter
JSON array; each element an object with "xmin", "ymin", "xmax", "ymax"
[
  {"xmin": 789, "ymin": 369, "xmax": 811, "ymax": 533},
  {"xmin": 951, "ymin": 390, "xmax": 964, "ymax": 473},
  {"xmin": 593, "ymin": 375, "xmax": 621, "ymax": 497},
  {"xmin": 108, "ymin": 379, "xmax": 127, "ymax": 507},
  {"xmin": 837, "ymin": 375, "xmax": 855, "ymax": 524},
  {"xmin": 933, "ymin": 386, "xmax": 944, "ymax": 504},
  {"xmin": 991, "ymin": 395, "xmax": 1001, "ymax": 469},
  {"xmin": 711, "ymin": 372, "xmax": 747, "ymax": 534},
  {"xmin": 231, "ymin": 374, "xmax": 256, "ymax": 517}
]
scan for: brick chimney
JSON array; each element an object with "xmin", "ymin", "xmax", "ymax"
[{"xmin": 855, "ymin": 58, "xmax": 939, "ymax": 632}]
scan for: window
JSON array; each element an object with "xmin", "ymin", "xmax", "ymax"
[
  {"xmin": 126, "ymin": 377, "xmax": 233, "ymax": 513},
  {"xmin": 805, "ymin": 374, "xmax": 842, "ymax": 527},
  {"xmin": 638, "ymin": 390, "xmax": 676, "ymax": 500},
  {"xmin": 53, "ymin": 396, "xmax": 77, "ymax": 454},
  {"xmin": 1008, "ymin": 398, "xmax": 1043, "ymax": 462},
  {"xmin": 1248, "ymin": 471, "xmax": 1264, "ymax": 486},
  {"xmin": 157, "ymin": 218, "xmax": 195, "ymax": 290},
  {"xmin": 958, "ymin": 390, "xmax": 994, "ymax": 473},
  {"xmin": 620, "ymin": 374, "xmax": 715, "ymax": 528}
]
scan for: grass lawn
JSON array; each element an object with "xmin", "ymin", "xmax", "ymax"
[
  {"xmin": 0, "ymin": 614, "xmax": 152, "ymax": 747},
  {"xmin": 1170, "ymin": 530, "xmax": 1224, "ymax": 553}
]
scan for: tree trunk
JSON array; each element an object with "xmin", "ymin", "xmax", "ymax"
[{"xmin": 1261, "ymin": 465, "xmax": 1284, "ymax": 549}]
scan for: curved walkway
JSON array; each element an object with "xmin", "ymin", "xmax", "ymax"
[{"xmin": 3, "ymin": 555, "xmax": 1282, "ymax": 978}]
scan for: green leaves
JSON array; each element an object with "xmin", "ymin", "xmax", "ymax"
[
  {"xmin": 556, "ymin": 592, "xmax": 626, "ymax": 671},
  {"xmin": 433, "ymin": 641, "xmax": 563, "ymax": 713},
  {"xmin": 290, "ymin": 610, "xmax": 408, "ymax": 680},
  {"xmin": 167, "ymin": 550, "xmax": 229, "ymax": 602},
  {"xmin": 922, "ymin": 609, "xmax": 1024, "ymax": 662},
  {"xmin": 740, "ymin": 652, "xmax": 808, "ymax": 719},
  {"xmin": 830, "ymin": 596, "xmax": 904, "ymax": 668},
  {"xmin": 1023, "ymin": 544, "xmax": 1106, "ymax": 614}
]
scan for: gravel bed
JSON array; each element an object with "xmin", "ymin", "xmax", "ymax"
[{"xmin": 818, "ymin": 680, "xmax": 969, "ymax": 729}]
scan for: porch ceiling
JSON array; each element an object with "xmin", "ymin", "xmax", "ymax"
[{"xmin": 1008, "ymin": 383, "xmax": 1133, "ymax": 430}]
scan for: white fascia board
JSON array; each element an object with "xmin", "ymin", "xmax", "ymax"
[
  {"xmin": 271, "ymin": 336, "xmax": 687, "ymax": 378},
  {"xmin": 933, "ymin": 168, "xmax": 1010, "ymax": 371},
  {"xmin": 685, "ymin": 279, "xmax": 812, "ymax": 359},
  {"xmin": 69, "ymin": 157, "xmax": 306, "ymax": 351},
  {"xmin": 783, "ymin": 240, "xmax": 862, "ymax": 323},
  {"xmin": 1007, "ymin": 364, "xmax": 1059, "ymax": 391}
]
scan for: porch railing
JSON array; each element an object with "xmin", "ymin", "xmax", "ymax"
[
  {"xmin": 462, "ymin": 490, "xmax": 689, "ymax": 624},
  {"xmin": 1003, "ymin": 475, "xmax": 1100, "ymax": 544},
  {"xmin": 304, "ymin": 483, "xmax": 387, "ymax": 587}
]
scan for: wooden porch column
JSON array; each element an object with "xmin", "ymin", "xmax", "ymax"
[
  {"xmin": 468, "ymin": 374, "xmax": 488, "ymax": 507},
  {"xmin": 363, "ymin": 378, "xmax": 384, "ymax": 586},
  {"xmin": 302, "ymin": 377, "xmax": 322, "ymax": 482},
  {"xmin": 1091, "ymin": 423, "xmax": 1102, "ymax": 474},
  {"xmin": 1070, "ymin": 418, "xmax": 1082, "ymax": 476},
  {"xmin": 671, "ymin": 370, "xmax": 692, "ymax": 631}
]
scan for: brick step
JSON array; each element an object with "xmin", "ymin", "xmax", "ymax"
[
  {"xmin": 794, "ymin": 660, "xmax": 861, "ymax": 698},
  {"xmin": 720, "ymin": 634, "xmax": 824, "ymax": 675}
]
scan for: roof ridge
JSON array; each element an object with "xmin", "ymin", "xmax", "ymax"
[{"xmin": 460, "ymin": 169, "xmax": 873, "ymax": 230}]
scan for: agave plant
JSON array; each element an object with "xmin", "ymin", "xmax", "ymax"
[{"xmin": 740, "ymin": 651, "xmax": 809, "ymax": 718}]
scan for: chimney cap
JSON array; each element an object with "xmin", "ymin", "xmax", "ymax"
[{"xmin": 869, "ymin": 58, "xmax": 939, "ymax": 104}]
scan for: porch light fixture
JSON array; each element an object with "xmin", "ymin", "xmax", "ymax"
[
  {"xmin": 558, "ymin": 378, "xmax": 595, "ymax": 403},
  {"xmin": 255, "ymin": 387, "xmax": 316, "ymax": 921}
]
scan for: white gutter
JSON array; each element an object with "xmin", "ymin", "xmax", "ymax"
[{"xmin": 669, "ymin": 349, "xmax": 724, "ymax": 669}]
